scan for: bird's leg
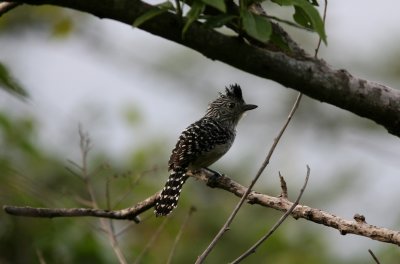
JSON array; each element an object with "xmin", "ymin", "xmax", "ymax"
[{"xmin": 203, "ymin": 167, "xmax": 223, "ymax": 188}]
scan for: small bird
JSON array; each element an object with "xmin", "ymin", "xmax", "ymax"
[{"xmin": 154, "ymin": 84, "xmax": 257, "ymax": 216}]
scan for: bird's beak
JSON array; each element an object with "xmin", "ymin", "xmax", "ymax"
[{"xmin": 243, "ymin": 104, "xmax": 258, "ymax": 111}]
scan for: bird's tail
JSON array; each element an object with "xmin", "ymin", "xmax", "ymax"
[{"xmin": 155, "ymin": 168, "xmax": 189, "ymax": 216}]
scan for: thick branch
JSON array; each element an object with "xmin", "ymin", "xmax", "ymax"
[
  {"xmin": 4, "ymin": 170, "xmax": 400, "ymax": 246},
  {"xmin": 3, "ymin": 0, "xmax": 400, "ymax": 137}
]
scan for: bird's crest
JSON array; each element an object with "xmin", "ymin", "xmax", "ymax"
[{"xmin": 222, "ymin": 84, "xmax": 243, "ymax": 102}]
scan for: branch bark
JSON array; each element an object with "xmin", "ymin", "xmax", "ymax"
[
  {"xmin": 189, "ymin": 170, "xmax": 400, "ymax": 247},
  {"xmin": 3, "ymin": 192, "xmax": 158, "ymax": 222},
  {"xmin": 3, "ymin": 0, "xmax": 400, "ymax": 137},
  {"xmin": 4, "ymin": 170, "xmax": 400, "ymax": 247}
]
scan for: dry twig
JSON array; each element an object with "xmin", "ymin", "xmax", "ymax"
[
  {"xmin": 3, "ymin": 193, "xmax": 156, "ymax": 221},
  {"xmin": 75, "ymin": 127, "xmax": 128, "ymax": 264},
  {"xmin": 36, "ymin": 249, "xmax": 47, "ymax": 264},
  {"xmin": 314, "ymin": 0, "xmax": 328, "ymax": 57},
  {"xmin": 368, "ymin": 249, "xmax": 381, "ymax": 264},
  {"xmin": 167, "ymin": 206, "xmax": 196, "ymax": 264},
  {"xmin": 278, "ymin": 172, "xmax": 288, "ymax": 199},
  {"xmin": 231, "ymin": 166, "xmax": 310, "ymax": 263},
  {"xmin": 133, "ymin": 217, "xmax": 169, "ymax": 264}
]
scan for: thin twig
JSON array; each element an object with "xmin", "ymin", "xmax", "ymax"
[
  {"xmin": 36, "ymin": 249, "xmax": 47, "ymax": 264},
  {"xmin": 231, "ymin": 166, "xmax": 310, "ymax": 263},
  {"xmin": 266, "ymin": 15, "xmax": 313, "ymax": 32},
  {"xmin": 278, "ymin": 172, "xmax": 288, "ymax": 199},
  {"xmin": 65, "ymin": 165, "xmax": 84, "ymax": 181},
  {"xmin": 174, "ymin": 0, "xmax": 182, "ymax": 19},
  {"xmin": 167, "ymin": 206, "xmax": 197, "ymax": 264},
  {"xmin": 133, "ymin": 217, "xmax": 169, "ymax": 264},
  {"xmin": 195, "ymin": 93, "xmax": 303, "ymax": 264},
  {"xmin": 66, "ymin": 159, "xmax": 83, "ymax": 171},
  {"xmin": 112, "ymin": 166, "xmax": 158, "ymax": 209},
  {"xmin": 368, "ymin": 249, "xmax": 381, "ymax": 264},
  {"xmin": 78, "ymin": 125, "xmax": 91, "ymax": 180},
  {"xmin": 314, "ymin": 0, "xmax": 328, "ymax": 57},
  {"xmin": 249, "ymin": 2, "xmax": 312, "ymax": 31},
  {"xmin": 115, "ymin": 222, "xmax": 135, "ymax": 237},
  {"xmin": 77, "ymin": 127, "xmax": 128, "ymax": 264}
]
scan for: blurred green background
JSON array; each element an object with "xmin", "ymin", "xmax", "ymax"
[{"xmin": 1, "ymin": 1, "xmax": 400, "ymax": 263}]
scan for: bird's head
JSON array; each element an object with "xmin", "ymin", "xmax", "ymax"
[{"xmin": 205, "ymin": 84, "xmax": 257, "ymax": 127}]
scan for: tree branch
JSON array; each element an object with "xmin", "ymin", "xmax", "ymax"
[
  {"xmin": 190, "ymin": 170, "xmax": 400, "ymax": 247},
  {"xmin": 4, "ymin": 170, "xmax": 400, "ymax": 247},
  {"xmin": 3, "ymin": 0, "xmax": 400, "ymax": 137},
  {"xmin": 3, "ymin": 192, "xmax": 158, "ymax": 222}
]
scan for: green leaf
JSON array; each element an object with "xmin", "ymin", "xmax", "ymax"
[
  {"xmin": 272, "ymin": 0, "xmax": 326, "ymax": 44},
  {"xmin": 204, "ymin": 14, "xmax": 236, "ymax": 28},
  {"xmin": 0, "ymin": 62, "xmax": 28, "ymax": 99},
  {"xmin": 132, "ymin": 1, "xmax": 174, "ymax": 28},
  {"xmin": 241, "ymin": 9, "xmax": 271, "ymax": 43},
  {"xmin": 182, "ymin": 1, "xmax": 205, "ymax": 36},
  {"xmin": 292, "ymin": 0, "xmax": 327, "ymax": 44},
  {"xmin": 201, "ymin": 0, "xmax": 226, "ymax": 12},
  {"xmin": 293, "ymin": 6, "xmax": 311, "ymax": 28}
]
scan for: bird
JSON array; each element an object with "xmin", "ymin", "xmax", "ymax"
[{"xmin": 154, "ymin": 84, "xmax": 257, "ymax": 216}]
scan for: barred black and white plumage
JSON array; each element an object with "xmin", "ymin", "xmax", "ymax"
[{"xmin": 154, "ymin": 84, "xmax": 257, "ymax": 216}]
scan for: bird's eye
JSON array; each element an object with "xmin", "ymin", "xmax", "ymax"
[{"xmin": 228, "ymin": 103, "xmax": 235, "ymax": 109}]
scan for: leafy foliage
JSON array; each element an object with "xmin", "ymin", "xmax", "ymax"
[
  {"xmin": 272, "ymin": 0, "xmax": 327, "ymax": 43},
  {"xmin": 204, "ymin": 14, "xmax": 236, "ymax": 28},
  {"xmin": 133, "ymin": 1, "xmax": 175, "ymax": 28},
  {"xmin": 200, "ymin": 0, "xmax": 226, "ymax": 12},
  {"xmin": 240, "ymin": 8, "xmax": 272, "ymax": 43},
  {"xmin": 182, "ymin": 1, "xmax": 205, "ymax": 36},
  {"xmin": 133, "ymin": 0, "xmax": 326, "ymax": 47}
]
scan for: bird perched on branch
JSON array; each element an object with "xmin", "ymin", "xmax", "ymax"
[{"xmin": 154, "ymin": 84, "xmax": 257, "ymax": 216}]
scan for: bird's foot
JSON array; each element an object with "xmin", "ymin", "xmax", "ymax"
[{"xmin": 204, "ymin": 168, "xmax": 222, "ymax": 188}]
